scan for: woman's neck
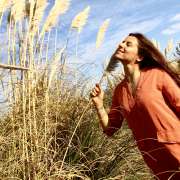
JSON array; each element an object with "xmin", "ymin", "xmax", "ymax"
[
  {"xmin": 124, "ymin": 64, "xmax": 141, "ymax": 82},
  {"xmin": 123, "ymin": 64, "xmax": 141, "ymax": 96}
]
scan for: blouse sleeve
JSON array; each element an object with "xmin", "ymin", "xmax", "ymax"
[
  {"xmin": 162, "ymin": 71, "xmax": 180, "ymax": 114},
  {"xmin": 103, "ymin": 85, "xmax": 124, "ymax": 136}
]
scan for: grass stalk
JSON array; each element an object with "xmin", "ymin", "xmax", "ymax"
[
  {"xmin": 60, "ymin": 74, "xmax": 105, "ymax": 171},
  {"xmin": 22, "ymin": 71, "xmax": 29, "ymax": 179}
]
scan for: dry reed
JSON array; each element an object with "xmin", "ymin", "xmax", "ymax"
[
  {"xmin": 48, "ymin": 47, "xmax": 65, "ymax": 90},
  {"xmin": 10, "ymin": 0, "xmax": 26, "ymax": 22},
  {"xmin": 0, "ymin": 0, "xmax": 6, "ymax": 13},
  {"xmin": 40, "ymin": 0, "xmax": 70, "ymax": 38},
  {"xmin": 96, "ymin": 18, "xmax": 110, "ymax": 49},
  {"xmin": 166, "ymin": 38, "xmax": 173, "ymax": 52},
  {"xmin": 0, "ymin": 63, "xmax": 29, "ymax": 70},
  {"xmin": 71, "ymin": 6, "xmax": 90, "ymax": 33},
  {"xmin": 0, "ymin": 0, "xmax": 12, "ymax": 13},
  {"xmin": 151, "ymin": 38, "xmax": 161, "ymax": 50},
  {"xmin": 30, "ymin": 0, "xmax": 48, "ymax": 34},
  {"xmin": 165, "ymin": 38, "xmax": 173, "ymax": 57}
]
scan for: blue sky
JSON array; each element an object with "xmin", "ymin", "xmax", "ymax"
[
  {"xmin": 1, "ymin": 0, "xmax": 180, "ymax": 81},
  {"xmin": 50, "ymin": 0, "xmax": 180, "ymax": 80},
  {"xmin": 0, "ymin": 0, "xmax": 180, "ymax": 108}
]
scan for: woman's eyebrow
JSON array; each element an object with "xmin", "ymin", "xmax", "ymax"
[
  {"xmin": 122, "ymin": 40, "xmax": 132, "ymax": 44},
  {"xmin": 126, "ymin": 41, "xmax": 133, "ymax": 45}
]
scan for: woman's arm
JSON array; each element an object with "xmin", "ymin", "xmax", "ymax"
[
  {"xmin": 91, "ymin": 84, "xmax": 109, "ymax": 129},
  {"xmin": 96, "ymin": 105, "xmax": 109, "ymax": 129},
  {"xmin": 91, "ymin": 84, "xmax": 123, "ymax": 136},
  {"xmin": 162, "ymin": 71, "xmax": 180, "ymax": 113}
]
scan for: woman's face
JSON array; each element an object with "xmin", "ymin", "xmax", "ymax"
[{"xmin": 113, "ymin": 36, "xmax": 142, "ymax": 65}]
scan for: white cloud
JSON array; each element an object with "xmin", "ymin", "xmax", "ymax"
[
  {"xmin": 170, "ymin": 13, "xmax": 180, "ymax": 22},
  {"xmin": 162, "ymin": 22, "xmax": 180, "ymax": 35},
  {"xmin": 120, "ymin": 18, "xmax": 162, "ymax": 34}
]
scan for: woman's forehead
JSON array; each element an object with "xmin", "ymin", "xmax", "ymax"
[{"xmin": 123, "ymin": 36, "xmax": 139, "ymax": 44}]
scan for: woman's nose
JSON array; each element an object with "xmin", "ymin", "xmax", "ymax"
[{"xmin": 118, "ymin": 43, "xmax": 123, "ymax": 49}]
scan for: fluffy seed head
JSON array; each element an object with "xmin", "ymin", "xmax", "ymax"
[
  {"xmin": 40, "ymin": 0, "xmax": 70, "ymax": 35},
  {"xmin": 71, "ymin": 6, "xmax": 90, "ymax": 33},
  {"xmin": 30, "ymin": 0, "xmax": 48, "ymax": 34},
  {"xmin": 96, "ymin": 18, "xmax": 110, "ymax": 48},
  {"xmin": 11, "ymin": 0, "xmax": 26, "ymax": 22},
  {"xmin": 0, "ymin": 0, "xmax": 12, "ymax": 13}
]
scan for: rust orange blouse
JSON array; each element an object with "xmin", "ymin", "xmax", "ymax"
[
  {"xmin": 105, "ymin": 67, "xmax": 180, "ymax": 143},
  {"xmin": 104, "ymin": 68, "xmax": 180, "ymax": 172}
]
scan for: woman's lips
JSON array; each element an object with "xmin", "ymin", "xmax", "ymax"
[
  {"xmin": 118, "ymin": 49, "xmax": 124, "ymax": 53},
  {"xmin": 116, "ymin": 50, "xmax": 124, "ymax": 54}
]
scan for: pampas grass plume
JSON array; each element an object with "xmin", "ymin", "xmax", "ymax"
[
  {"xmin": 48, "ymin": 47, "xmax": 65, "ymax": 89},
  {"xmin": 71, "ymin": 6, "xmax": 90, "ymax": 33},
  {"xmin": 30, "ymin": 0, "xmax": 47, "ymax": 34},
  {"xmin": 40, "ymin": 0, "xmax": 70, "ymax": 37},
  {"xmin": 151, "ymin": 38, "xmax": 160, "ymax": 50},
  {"xmin": 166, "ymin": 38, "xmax": 173, "ymax": 53},
  {"xmin": 0, "ymin": 0, "xmax": 12, "ymax": 13},
  {"xmin": 96, "ymin": 18, "xmax": 110, "ymax": 49},
  {"xmin": 11, "ymin": 0, "xmax": 26, "ymax": 22}
]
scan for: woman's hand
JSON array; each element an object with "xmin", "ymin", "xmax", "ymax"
[
  {"xmin": 91, "ymin": 84, "xmax": 104, "ymax": 108},
  {"xmin": 91, "ymin": 84, "xmax": 109, "ymax": 129}
]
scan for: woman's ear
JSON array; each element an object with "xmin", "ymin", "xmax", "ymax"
[{"xmin": 136, "ymin": 56, "xmax": 143, "ymax": 62}]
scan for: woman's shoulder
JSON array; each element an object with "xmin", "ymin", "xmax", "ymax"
[
  {"xmin": 142, "ymin": 67, "xmax": 165, "ymax": 74},
  {"xmin": 141, "ymin": 67, "xmax": 174, "ymax": 88},
  {"xmin": 142, "ymin": 67, "xmax": 166, "ymax": 79}
]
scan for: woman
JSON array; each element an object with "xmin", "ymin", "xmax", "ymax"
[{"xmin": 91, "ymin": 33, "xmax": 180, "ymax": 180}]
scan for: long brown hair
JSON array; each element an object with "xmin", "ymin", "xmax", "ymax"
[{"xmin": 129, "ymin": 33, "xmax": 180, "ymax": 86}]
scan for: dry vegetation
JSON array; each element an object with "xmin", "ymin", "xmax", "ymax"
[{"xmin": 0, "ymin": 1, "xmax": 179, "ymax": 179}]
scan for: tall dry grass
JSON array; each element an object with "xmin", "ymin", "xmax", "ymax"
[
  {"xmin": 0, "ymin": 73, "xmax": 152, "ymax": 179},
  {"xmin": 0, "ymin": 1, "xmax": 179, "ymax": 180},
  {"xmin": 40, "ymin": 0, "xmax": 70, "ymax": 39},
  {"xmin": 71, "ymin": 6, "xmax": 90, "ymax": 34},
  {"xmin": 96, "ymin": 19, "xmax": 110, "ymax": 49}
]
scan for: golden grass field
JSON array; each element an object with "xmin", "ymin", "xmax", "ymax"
[{"xmin": 0, "ymin": 1, "xmax": 179, "ymax": 179}]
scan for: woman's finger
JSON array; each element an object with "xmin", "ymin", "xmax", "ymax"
[
  {"xmin": 91, "ymin": 91, "xmax": 98, "ymax": 97},
  {"xmin": 95, "ymin": 84, "xmax": 101, "ymax": 91},
  {"xmin": 94, "ymin": 86, "xmax": 100, "ymax": 92},
  {"xmin": 92, "ymin": 90, "xmax": 97, "ymax": 94}
]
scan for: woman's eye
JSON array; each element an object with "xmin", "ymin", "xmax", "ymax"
[{"xmin": 127, "ymin": 42, "xmax": 132, "ymax": 47}]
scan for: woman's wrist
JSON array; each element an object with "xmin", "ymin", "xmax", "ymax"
[{"xmin": 96, "ymin": 105, "xmax": 104, "ymax": 110}]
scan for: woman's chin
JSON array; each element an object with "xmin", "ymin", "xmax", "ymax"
[{"xmin": 113, "ymin": 55, "xmax": 123, "ymax": 61}]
